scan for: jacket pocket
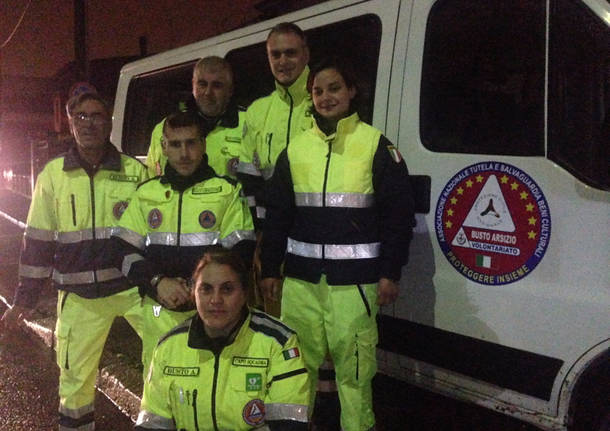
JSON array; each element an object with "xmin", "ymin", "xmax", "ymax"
[{"xmin": 55, "ymin": 323, "xmax": 71, "ymax": 370}]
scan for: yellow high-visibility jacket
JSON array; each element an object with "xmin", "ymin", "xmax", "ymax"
[
  {"xmin": 15, "ymin": 144, "xmax": 147, "ymax": 308},
  {"xmin": 136, "ymin": 309, "xmax": 310, "ymax": 431},
  {"xmin": 237, "ymin": 67, "xmax": 313, "ymax": 225}
]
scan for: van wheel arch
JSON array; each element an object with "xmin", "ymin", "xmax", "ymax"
[{"xmin": 567, "ymin": 349, "xmax": 610, "ymax": 431}]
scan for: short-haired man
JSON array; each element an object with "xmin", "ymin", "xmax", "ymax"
[
  {"xmin": 236, "ymin": 22, "xmax": 341, "ymax": 430},
  {"xmin": 112, "ymin": 111, "xmax": 255, "ymax": 374},
  {"xmin": 1, "ymin": 92, "xmax": 147, "ymax": 430},
  {"xmin": 237, "ymin": 22, "xmax": 313, "ymax": 227},
  {"xmin": 146, "ymin": 56, "xmax": 244, "ymax": 179}
]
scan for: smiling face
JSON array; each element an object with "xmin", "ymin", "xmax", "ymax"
[
  {"xmin": 266, "ymin": 31, "xmax": 309, "ymax": 87},
  {"xmin": 69, "ymin": 99, "xmax": 111, "ymax": 153},
  {"xmin": 192, "ymin": 65, "xmax": 233, "ymax": 117},
  {"xmin": 311, "ymin": 67, "xmax": 356, "ymax": 124},
  {"xmin": 194, "ymin": 262, "xmax": 247, "ymax": 338},
  {"xmin": 162, "ymin": 124, "xmax": 204, "ymax": 177}
]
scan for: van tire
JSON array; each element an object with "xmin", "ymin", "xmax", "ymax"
[{"xmin": 568, "ymin": 352, "xmax": 610, "ymax": 431}]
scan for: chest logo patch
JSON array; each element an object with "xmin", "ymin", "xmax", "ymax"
[
  {"xmin": 113, "ymin": 201, "xmax": 128, "ymax": 220},
  {"xmin": 163, "ymin": 366, "xmax": 200, "ymax": 377},
  {"xmin": 246, "ymin": 373, "xmax": 262, "ymax": 391},
  {"xmin": 199, "ymin": 210, "xmax": 216, "ymax": 229},
  {"xmin": 435, "ymin": 161, "xmax": 551, "ymax": 285},
  {"xmin": 148, "ymin": 209, "xmax": 162, "ymax": 229},
  {"xmin": 242, "ymin": 399, "xmax": 265, "ymax": 426}
]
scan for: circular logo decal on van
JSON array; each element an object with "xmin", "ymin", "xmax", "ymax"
[{"xmin": 435, "ymin": 162, "xmax": 550, "ymax": 285}]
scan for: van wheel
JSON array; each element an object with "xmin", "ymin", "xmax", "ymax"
[{"xmin": 568, "ymin": 356, "xmax": 610, "ymax": 431}]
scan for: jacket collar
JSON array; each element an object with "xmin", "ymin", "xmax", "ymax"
[
  {"xmin": 187, "ymin": 308, "xmax": 249, "ymax": 353},
  {"xmin": 312, "ymin": 112, "xmax": 360, "ymax": 139},
  {"xmin": 160, "ymin": 155, "xmax": 217, "ymax": 192},
  {"xmin": 63, "ymin": 142, "xmax": 122, "ymax": 172},
  {"xmin": 274, "ymin": 65, "xmax": 310, "ymax": 105},
  {"xmin": 186, "ymin": 97, "xmax": 241, "ymax": 131}
]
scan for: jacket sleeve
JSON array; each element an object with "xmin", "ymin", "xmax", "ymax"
[
  {"xmin": 260, "ymin": 149, "xmax": 295, "ymax": 279},
  {"xmin": 135, "ymin": 346, "xmax": 176, "ymax": 431},
  {"xmin": 265, "ymin": 332, "xmax": 310, "ymax": 430},
  {"xmin": 14, "ymin": 167, "xmax": 57, "ymax": 308},
  {"xmin": 110, "ymin": 190, "xmax": 160, "ymax": 298},
  {"xmin": 372, "ymin": 135, "xmax": 416, "ymax": 281},
  {"xmin": 236, "ymin": 108, "xmax": 266, "ymax": 230},
  {"xmin": 218, "ymin": 182, "xmax": 256, "ymax": 268},
  {"xmin": 145, "ymin": 119, "xmax": 166, "ymax": 177}
]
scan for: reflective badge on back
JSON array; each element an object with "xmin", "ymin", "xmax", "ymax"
[{"xmin": 435, "ymin": 161, "xmax": 551, "ymax": 285}]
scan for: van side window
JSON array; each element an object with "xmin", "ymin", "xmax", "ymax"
[
  {"xmin": 227, "ymin": 14, "xmax": 382, "ymax": 123},
  {"xmin": 549, "ymin": 0, "xmax": 610, "ymax": 191},
  {"xmin": 122, "ymin": 61, "xmax": 195, "ymax": 156},
  {"xmin": 420, "ymin": 0, "xmax": 545, "ymax": 156}
]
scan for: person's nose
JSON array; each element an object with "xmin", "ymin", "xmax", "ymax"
[
  {"xmin": 179, "ymin": 144, "xmax": 189, "ymax": 158},
  {"xmin": 209, "ymin": 289, "xmax": 223, "ymax": 305}
]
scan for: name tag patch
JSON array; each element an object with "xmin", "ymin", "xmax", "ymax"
[
  {"xmin": 232, "ymin": 357, "xmax": 269, "ymax": 368},
  {"xmin": 110, "ymin": 174, "xmax": 140, "ymax": 183},
  {"xmin": 163, "ymin": 366, "xmax": 200, "ymax": 377},
  {"xmin": 192, "ymin": 186, "xmax": 222, "ymax": 194}
]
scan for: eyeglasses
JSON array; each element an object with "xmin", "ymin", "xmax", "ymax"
[{"xmin": 72, "ymin": 112, "xmax": 107, "ymax": 125}]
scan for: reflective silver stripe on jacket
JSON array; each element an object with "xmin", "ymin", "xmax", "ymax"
[
  {"xmin": 135, "ymin": 410, "xmax": 175, "ymax": 429},
  {"xmin": 221, "ymin": 229, "xmax": 256, "ymax": 249},
  {"xmin": 52, "ymin": 267, "xmax": 123, "ymax": 285},
  {"xmin": 25, "ymin": 226, "xmax": 56, "ymax": 241},
  {"xmin": 122, "ymin": 253, "xmax": 144, "ymax": 277},
  {"xmin": 287, "ymin": 238, "xmax": 380, "ymax": 260},
  {"xmin": 146, "ymin": 231, "xmax": 220, "ymax": 247},
  {"xmin": 19, "ymin": 264, "xmax": 53, "ymax": 279},
  {"xmin": 236, "ymin": 161, "xmax": 261, "ymax": 176},
  {"xmin": 57, "ymin": 227, "xmax": 114, "ymax": 243},
  {"xmin": 111, "ymin": 227, "xmax": 146, "ymax": 250},
  {"xmin": 261, "ymin": 166, "xmax": 275, "ymax": 180},
  {"xmin": 265, "ymin": 403, "xmax": 308, "ymax": 422},
  {"xmin": 246, "ymin": 195, "xmax": 256, "ymax": 208},
  {"xmin": 294, "ymin": 192, "xmax": 374, "ymax": 208},
  {"xmin": 256, "ymin": 206, "xmax": 266, "ymax": 219}
]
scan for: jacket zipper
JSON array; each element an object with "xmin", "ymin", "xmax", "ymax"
[
  {"xmin": 89, "ymin": 175, "xmax": 99, "ymax": 297},
  {"xmin": 211, "ymin": 352, "xmax": 221, "ymax": 431},
  {"xmin": 356, "ymin": 284, "xmax": 372, "ymax": 317},
  {"xmin": 191, "ymin": 388, "xmax": 200, "ymax": 431},
  {"xmin": 177, "ymin": 191, "xmax": 184, "ymax": 246},
  {"xmin": 70, "ymin": 194, "xmax": 77, "ymax": 226},
  {"xmin": 321, "ymin": 139, "xmax": 333, "ymax": 260},
  {"xmin": 285, "ymin": 91, "xmax": 294, "ymax": 147}
]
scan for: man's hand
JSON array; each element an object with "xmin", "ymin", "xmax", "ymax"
[
  {"xmin": 377, "ymin": 278, "xmax": 399, "ymax": 306},
  {"xmin": 260, "ymin": 277, "xmax": 283, "ymax": 302},
  {"xmin": 156, "ymin": 277, "xmax": 191, "ymax": 309},
  {"xmin": 0, "ymin": 305, "xmax": 31, "ymax": 335}
]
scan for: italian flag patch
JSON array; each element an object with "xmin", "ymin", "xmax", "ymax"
[{"xmin": 282, "ymin": 347, "xmax": 300, "ymax": 360}]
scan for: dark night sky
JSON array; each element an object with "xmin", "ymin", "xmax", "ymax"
[{"xmin": 0, "ymin": 0, "xmax": 262, "ymax": 78}]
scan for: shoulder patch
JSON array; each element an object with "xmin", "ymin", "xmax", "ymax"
[{"xmin": 249, "ymin": 310, "xmax": 295, "ymax": 347}]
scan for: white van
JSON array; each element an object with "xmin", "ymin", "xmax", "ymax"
[{"xmin": 111, "ymin": 1, "xmax": 610, "ymax": 430}]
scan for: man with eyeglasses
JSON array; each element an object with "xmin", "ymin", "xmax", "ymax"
[{"xmin": 0, "ymin": 92, "xmax": 147, "ymax": 431}]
